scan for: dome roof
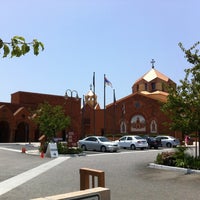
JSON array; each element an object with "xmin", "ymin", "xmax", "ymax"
[
  {"xmin": 86, "ymin": 90, "xmax": 96, "ymax": 97},
  {"xmin": 132, "ymin": 63, "xmax": 176, "ymax": 94},
  {"xmin": 84, "ymin": 89, "xmax": 100, "ymax": 109},
  {"xmin": 135, "ymin": 68, "xmax": 169, "ymax": 83}
]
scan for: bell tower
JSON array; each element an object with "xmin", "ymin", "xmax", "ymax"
[{"xmin": 85, "ymin": 84, "xmax": 98, "ymax": 108}]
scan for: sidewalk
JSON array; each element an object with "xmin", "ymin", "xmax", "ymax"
[{"xmin": 0, "ymin": 142, "xmax": 40, "ymax": 154}]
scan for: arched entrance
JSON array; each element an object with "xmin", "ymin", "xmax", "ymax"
[
  {"xmin": 0, "ymin": 121, "xmax": 10, "ymax": 143},
  {"xmin": 15, "ymin": 122, "xmax": 29, "ymax": 142},
  {"xmin": 34, "ymin": 128, "xmax": 40, "ymax": 142}
]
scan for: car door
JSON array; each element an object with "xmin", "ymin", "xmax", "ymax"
[
  {"xmin": 125, "ymin": 136, "xmax": 134, "ymax": 148},
  {"xmin": 118, "ymin": 136, "xmax": 127, "ymax": 148},
  {"xmin": 85, "ymin": 137, "xmax": 98, "ymax": 150},
  {"xmin": 160, "ymin": 136, "xmax": 168, "ymax": 147},
  {"xmin": 90, "ymin": 137, "xmax": 100, "ymax": 150}
]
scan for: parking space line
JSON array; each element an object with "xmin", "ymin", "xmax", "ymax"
[
  {"xmin": 0, "ymin": 157, "xmax": 70, "ymax": 196},
  {"xmin": 0, "ymin": 147, "xmax": 21, "ymax": 153}
]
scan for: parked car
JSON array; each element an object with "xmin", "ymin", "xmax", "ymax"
[
  {"xmin": 143, "ymin": 136, "xmax": 161, "ymax": 149},
  {"xmin": 77, "ymin": 136, "xmax": 119, "ymax": 152},
  {"xmin": 155, "ymin": 135, "xmax": 180, "ymax": 148},
  {"xmin": 116, "ymin": 135, "xmax": 148, "ymax": 150}
]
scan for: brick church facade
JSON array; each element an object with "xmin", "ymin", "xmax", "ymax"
[
  {"xmin": 0, "ymin": 66, "xmax": 181, "ymax": 143},
  {"xmin": 84, "ymin": 66, "xmax": 179, "ymax": 139}
]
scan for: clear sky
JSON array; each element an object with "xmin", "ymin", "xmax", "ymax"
[{"xmin": 0, "ymin": 0, "xmax": 199, "ymax": 107}]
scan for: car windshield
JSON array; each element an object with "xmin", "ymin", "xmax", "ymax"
[{"xmin": 98, "ymin": 137, "xmax": 110, "ymax": 142}]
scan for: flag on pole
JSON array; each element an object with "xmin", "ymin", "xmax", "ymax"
[
  {"xmin": 93, "ymin": 72, "xmax": 95, "ymax": 88},
  {"xmin": 82, "ymin": 95, "xmax": 85, "ymax": 109},
  {"xmin": 104, "ymin": 76, "xmax": 112, "ymax": 87},
  {"xmin": 113, "ymin": 89, "xmax": 116, "ymax": 105}
]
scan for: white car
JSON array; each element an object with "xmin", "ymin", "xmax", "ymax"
[
  {"xmin": 155, "ymin": 135, "xmax": 180, "ymax": 148},
  {"xmin": 78, "ymin": 136, "xmax": 119, "ymax": 152},
  {"xmin": 116, "ymin": 135, "xmax": 148, "ymax": 150}
]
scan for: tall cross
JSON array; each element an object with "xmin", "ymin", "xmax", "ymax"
[{"xmin": 151, "ymin": 59, "xmax": 155, "ymax": 68}]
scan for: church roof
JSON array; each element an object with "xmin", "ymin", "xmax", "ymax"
[
  {"xmin": 84, "ymin": 89, "xmax": 100, "ymax": 109},
  {"xmin": 135, "ymin": 68, "xmax": 169, "ymax": 83},
  {"xmin": 86, "ymin": 90, "xmax": 95, "ymax": 97},
  {"xmin": 106, "ymin": 90, "xmax": 168, "ymax": 108},
  {"xmin": 140, "ymin": 90, "xmax": 168, "ymax": 102}
]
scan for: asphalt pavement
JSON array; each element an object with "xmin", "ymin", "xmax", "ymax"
[{"xmin": 1, "ymin": 143, "xmax": 200, "ymax": 200}]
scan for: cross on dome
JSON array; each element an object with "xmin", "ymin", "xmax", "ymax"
[{"xmin": 151, "ymin": 59, "xmax": 155, "ymax": 68}]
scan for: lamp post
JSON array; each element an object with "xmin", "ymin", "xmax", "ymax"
[
  {"xmin": 64, "ymin": 89, "xmax": 79, "ymax": 146},
  {"xmin": 65, "ymin": 89, "xmax": 79, "ymax": 100},
  {"xmin": 64, "ymin": 89, "xmax": 79, "ymax": 121}
]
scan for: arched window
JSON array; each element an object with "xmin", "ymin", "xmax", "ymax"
[
  {"xmin": 150, "ymin": 120, "xmax": 157, "ymax": 133},
  {"xmin": 120, "ymin": 121, "xmax": 126, "ymax": 134},
  {"xmin": 145, "ymin": 83, "xmax": 148, "ymax": 91},
  {"xmin": 151, "ymin": 82, "xmax": 156, "ymax": 91}
]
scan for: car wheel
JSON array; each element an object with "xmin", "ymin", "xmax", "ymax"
[
  {"xmin": 166, "ymin": 143, "xmax": 172, "ymax": 148},
  {"xmin": 101, "ymin": 146, "xmax": 106, "ymax": 152},
  {"xmin": 130, "ymin": 144, "xmax": 136, "ymax": 150},
  {"xmin": 81, "ymin": 145, "xmax": 87, "ymax": 151}
]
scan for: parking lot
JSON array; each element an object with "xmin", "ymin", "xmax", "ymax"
[{"xmin": 1, "ymin": 143, "xmax": 200, "ymax": 200}]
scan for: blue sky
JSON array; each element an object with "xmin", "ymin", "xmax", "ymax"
[{"xmin": 0, "ymin": 0, "xmax": 199, "ymax": 107}]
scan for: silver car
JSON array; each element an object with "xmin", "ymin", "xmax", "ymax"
[
  {"xmin": 78, "ymin": 136, "xmax": 119, "ymax": 152},
  {"xmin": 116, "ymin": 135, "xmax": 148, "ymax": 150},
  {"xmin": 155, "ymin": 135, "xmax": 180, "ymax": 148}
]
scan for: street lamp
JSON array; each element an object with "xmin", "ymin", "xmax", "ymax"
[
  {"xmin": 65, "ymin": 89, "xmax": 79, "ymax": 99},
  {"xmin": 64, "ymin": 89, "xmax": 79, "ymax": 147},
  {"xmin": 64, "ymin": 89, "xmax": 79, "ymax": 118}
]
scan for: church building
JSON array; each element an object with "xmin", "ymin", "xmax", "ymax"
[
  {"xmin": 0, "ymin": 64, "xmax": 180, "ymax": 143},
  {"xmin": 82, "ymin": 62, "xmax": 178, "ymax": 139}
]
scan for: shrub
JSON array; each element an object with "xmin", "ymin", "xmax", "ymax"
[
  {"xmin": 155, "ymin": 147, "xmax": 200, "ymax": 170},
  {"xmin": 156, "ymin": 151, "xmax": 176, "ymax": 166},
  {"xmin": 57, "ymin": 142, "xmax": 83, "ymax": 154}
]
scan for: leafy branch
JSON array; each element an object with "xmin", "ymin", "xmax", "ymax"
[{"xmin": 0, "ymin": 36, "xmax": 44, "ymax": 58}]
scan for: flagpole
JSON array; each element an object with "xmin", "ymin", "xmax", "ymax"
[
  {"xmin": 93, "ymin": 72, "xmax": 96, "ymax": 135},
  {"xmin": 82, "ymin": 95, "xmax": 85, "ymax": 138},
  {"xmin": 113, "ymin": 89, "xmax": 116, "ymax": 136},
  {"xmin": 104, "ymin": 74, "xmax": 106, "ymax": 136}
]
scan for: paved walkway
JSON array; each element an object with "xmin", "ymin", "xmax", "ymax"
[
  {"xmin": 0, "ymin": 157, "xmax": 70, "ymax": 196},
  {"xmin": 1, "ymin": 142, "xmax": 200, "ymax": 199}
]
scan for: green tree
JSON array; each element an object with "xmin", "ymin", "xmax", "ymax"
[
  {"xmin": 0, "ymin": 36, "xmax": 44, "ymax": 57},
  {"xmin": 162, "ymin": 41, "xmax": 200, "ymax": 154},
  {"xmin": 33, "ymin": 102, "xmax": 70, "ymax": 142}
]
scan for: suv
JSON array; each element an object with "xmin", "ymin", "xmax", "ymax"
[{"xmin": 143, "ymin": 136, "xmax": 161, "ymax": 149}]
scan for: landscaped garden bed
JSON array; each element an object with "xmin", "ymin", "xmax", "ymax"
[{"xmin": 155, "ymin": 146, "xmax": 200, "ymax": 170}]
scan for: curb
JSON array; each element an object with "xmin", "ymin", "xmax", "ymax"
[{"xmin": 148, "ymin": 163, "xmax": 200, "ymax": 174}]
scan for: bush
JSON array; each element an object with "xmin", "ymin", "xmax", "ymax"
[
  {"xmin": 155, "ymin": 151, "xmax": 176, "ymax": 166},
  {"xmin": 155, "ymin": 147, "xmax": 200, "ymax": 170},
  {"xmin": 57, "ymin": 142, "xmax": 83, "ymax": 154}
]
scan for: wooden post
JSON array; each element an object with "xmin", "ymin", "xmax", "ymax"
[
  {"xmin": 38, "ymin": 135, "xmax": 46, "ymax": 152},
  {"xmin": 80, "ymin": 168, "xmax": 105, "ymax": 190}
]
